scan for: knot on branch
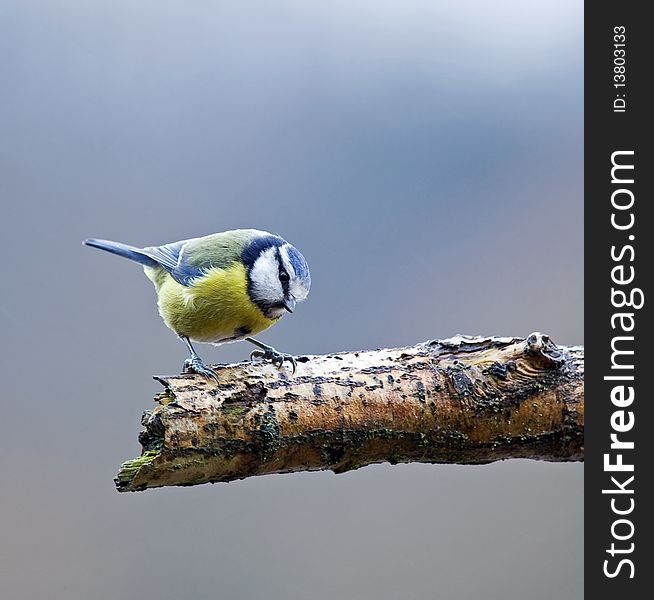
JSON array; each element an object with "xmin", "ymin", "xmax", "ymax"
[{"xmin": 525, "ymin": 331, "xmax": 567, "ymax": 367}]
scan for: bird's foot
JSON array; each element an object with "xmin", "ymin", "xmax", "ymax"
[
  {"xmin": 183, "ymin": 356, "xmax": 218, "ymax": 382},
  {"xmin": 250, "ymin": 345, "xmax": 297, "ymax": 374}
]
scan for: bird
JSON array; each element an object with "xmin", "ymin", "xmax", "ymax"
[{"xmin": 83, "ymin": 229, "xmax": 311, "ymax": 379}]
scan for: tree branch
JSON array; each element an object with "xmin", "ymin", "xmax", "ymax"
[{"xmin": 116, "ymin": 332, "xmax": 584, "ymax": 492}]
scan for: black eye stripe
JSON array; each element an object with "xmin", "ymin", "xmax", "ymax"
[{"xmin": 275, "ymin": 247, "xmax": 291, "ymax": 293}]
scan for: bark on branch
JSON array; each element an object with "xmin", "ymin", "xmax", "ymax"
[{"xmin": 116, "ymin": 333, "xmax": 584, "ymax": 492}]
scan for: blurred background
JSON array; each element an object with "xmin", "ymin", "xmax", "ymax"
[{"xmin": 0, "ymin": 1, "xmax": 583, "ymax": 599}]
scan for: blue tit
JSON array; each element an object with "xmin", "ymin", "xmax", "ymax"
[{"xmin": 84, "ymin": 229, "xmax": 311, "ymax": 379}]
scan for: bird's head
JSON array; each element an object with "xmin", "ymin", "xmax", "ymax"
[{"xmin": 243, "ymin": 235, "xmax": 311, "ymax": 319}]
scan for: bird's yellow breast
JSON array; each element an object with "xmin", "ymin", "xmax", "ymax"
[{"xmin": 145, "ymin": 263, "xmax": 279, "ymax": 343}]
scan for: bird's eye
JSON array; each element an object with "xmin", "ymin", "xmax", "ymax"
[{"xmin": 279, "ymin": 271, "xmax": 290, "ymax": 282}]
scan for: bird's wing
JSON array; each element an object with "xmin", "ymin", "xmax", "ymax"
[
  {"xmin": 143, "ymin": 230, "xmax": 262, "ymax": 287},
  {"xmin": 139, "ymin": 239, "xmax": 201, "ymax": 286}
]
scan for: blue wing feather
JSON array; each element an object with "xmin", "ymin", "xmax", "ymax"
[
  {"xmin": 84, "ymin": 237, "xmax": 203, "ymax": 286},
  {"xmin": 85, "ymin": 230, "xmax": 269, "ymax": 287},
  {"xmin": 141, "ymin": 239, "xmax": 204, "ymax": 286}
]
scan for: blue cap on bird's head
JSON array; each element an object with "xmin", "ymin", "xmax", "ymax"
[{"xmin": 242, "ymin": 234, "xmax": 311, "ymax": 319}]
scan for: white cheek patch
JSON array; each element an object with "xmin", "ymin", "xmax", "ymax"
[{"xmin": 250, "ymin": 247, "xmax": 284, "ymax": 304}]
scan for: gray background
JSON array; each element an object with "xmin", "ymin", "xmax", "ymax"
[{"xmin": 0, "ymin": 1, "xmax": 583, "ymax": 599}]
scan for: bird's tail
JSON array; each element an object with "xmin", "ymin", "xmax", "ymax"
[{"xmin": 83, "ymin": 238, "xmax": 158, "ymax": 267}]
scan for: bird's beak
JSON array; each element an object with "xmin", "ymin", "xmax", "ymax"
[{"xmin": 283, "ymin": 298, "xmax": 296, "ymax": 313}]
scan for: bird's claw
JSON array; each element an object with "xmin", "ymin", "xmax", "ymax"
[
  {"xmin": 183, "ymin": 356, "xmax": 219, "ymax": 382},
  {"xmin": 250, "ymin": 347, "xmax": 297, "ymax": 374}
]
